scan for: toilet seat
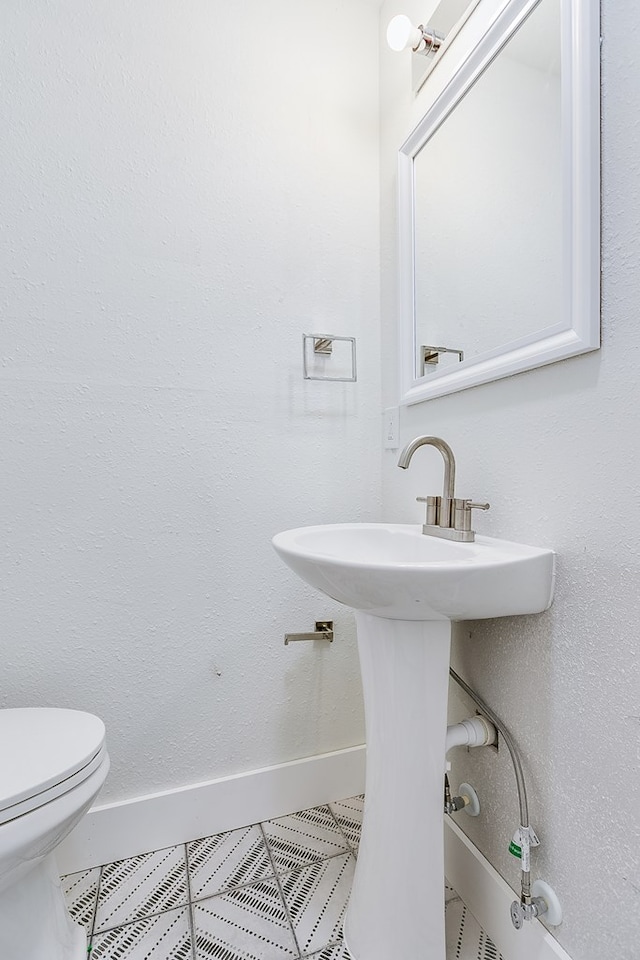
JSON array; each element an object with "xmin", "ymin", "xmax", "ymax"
[{"xmin": 0, "ymin": 709, "xmax": 107, "ymax": 826}]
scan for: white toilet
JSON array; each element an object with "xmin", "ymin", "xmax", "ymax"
[{"xmin": 0, "ymin": 708, "xmax": 109, "ymax": 960}]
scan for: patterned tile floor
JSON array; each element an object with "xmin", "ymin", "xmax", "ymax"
[{"xmin": 62, "ymin": 796, "xmax": 505, "ymax": 960}]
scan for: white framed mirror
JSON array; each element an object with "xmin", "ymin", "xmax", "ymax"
[{"xmin": 398, "ymin": 0, "xmax": 600, "ymax": 405}]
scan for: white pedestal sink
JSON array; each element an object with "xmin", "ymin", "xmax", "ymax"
[{"xmin": 272, "ymin": 523, "xmax": 555, "ymax": 960}]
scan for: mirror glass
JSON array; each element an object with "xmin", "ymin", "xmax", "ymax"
[
  {"xmin": 415, "ymin": 0, "xmax": 561, "ymax": 375},
  {"xmin": 412, "ymin": 0, "xmax": 482, "ymax": 93},
  {"xmin": 398, "ymin": 0, "xmax": 600, "ymax": 403}
]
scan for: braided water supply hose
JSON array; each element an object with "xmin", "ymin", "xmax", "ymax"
[{"xmin": 448, "ymin": 668, "xmax": 533, "ymax": 903}]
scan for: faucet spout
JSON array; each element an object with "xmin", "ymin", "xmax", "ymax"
[{"xmin": 397, "ymin": 435, "xmax": 456, "ymax": 505}]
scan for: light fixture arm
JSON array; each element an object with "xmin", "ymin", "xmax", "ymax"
[{"xmin": 413, "ymin": 24, "xmax": 444, "ymax": 56}]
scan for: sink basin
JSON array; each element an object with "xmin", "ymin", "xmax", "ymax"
[{"xmin": 272, "ymin": 522, "xmax": 555, "ymax": 621}]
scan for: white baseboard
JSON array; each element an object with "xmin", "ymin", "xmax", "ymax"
[
  {"xmin": 57, "ymin": 745, "xmax": 366, "ymax": 876},
  {"xmin": 444, "ymin": 817, "xmax": 573, "ymax": 960}
]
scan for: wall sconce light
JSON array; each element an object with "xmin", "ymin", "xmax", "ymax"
[{"xmin": 386, "ymin": 14, "xmax": 444, "ymax": 56}]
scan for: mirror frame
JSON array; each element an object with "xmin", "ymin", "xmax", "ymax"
[{"xmin": 398, "ymin": 0, "xmax": 600, "ymax": 405}]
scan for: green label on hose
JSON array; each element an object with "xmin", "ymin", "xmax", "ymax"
[{"xmin": 509, "ymin": 840, "xmax": 522, "ymax": 859}]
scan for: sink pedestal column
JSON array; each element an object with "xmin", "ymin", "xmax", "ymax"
[{"xmin": 344, "ymin": 613, "xmax": 452, "ymax": 960}]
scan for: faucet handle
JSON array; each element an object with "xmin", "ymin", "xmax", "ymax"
[
  {"xmin": 416, "ymin": 495, "xmax": 440, "ymax": 526},
  {"xmin": 452, "ymin": 498, "xmax": 490, "ymax": 534}
]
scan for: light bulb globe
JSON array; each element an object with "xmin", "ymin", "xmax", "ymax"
[{"xmin": 386, "ymin": 14, "xmax": 414, "ymax": 52}]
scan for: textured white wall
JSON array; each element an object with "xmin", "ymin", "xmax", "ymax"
[
  {"xmin": 0, "ymin": 0, "xmax": 381, "ymax": 803},
  {"xmin": 380, "ymin": 1, "xmax": 640, "ymax": 958}
]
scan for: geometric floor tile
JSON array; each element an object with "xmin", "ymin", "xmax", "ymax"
[
  {"xmin": 62, "ymin": 867, "xmax": 100, "ymax": 933},
  {"xmin": 303, "ymin": 941, "xmax": 353, "ymax": 959},
  {"xmin": 94, "ymin": 845, "xmax": 188, "ymax": 933},
  {"xmin": 60, "ymin": 791, "xmax": 508, "ymax": 960},
  {"xmin": 90, "ymin": 905, "xmax": 192, "ymax": 959},
  {"xmin": 445, "ymin": 897, "xmax": 506, "ymax": 960},
  {"xmin": 263, "ymin": 806, "xmax": 351, "ymax": 873},
  {"xmin": 188, "ymin": 825, "xmax": 274, "ymax": 901},
  {"xmin": 280, "ymin": 853, "xmax": 356, "ymax": 957},
  {"xmin": 193, "ymin": 877, "xmax": 298, "ymax": 958},
  {"xmin": 328, "ymin": 797, "xmax": 363, "ymax": 857},
  {"xmin": 445, "ymin": 879, "xmax": 461, "ymax": 903}
]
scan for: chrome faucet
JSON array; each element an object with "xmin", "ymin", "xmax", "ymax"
[{"xmin": 397, "ymin": 436, "xmax": 489, "ymax": 542}]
